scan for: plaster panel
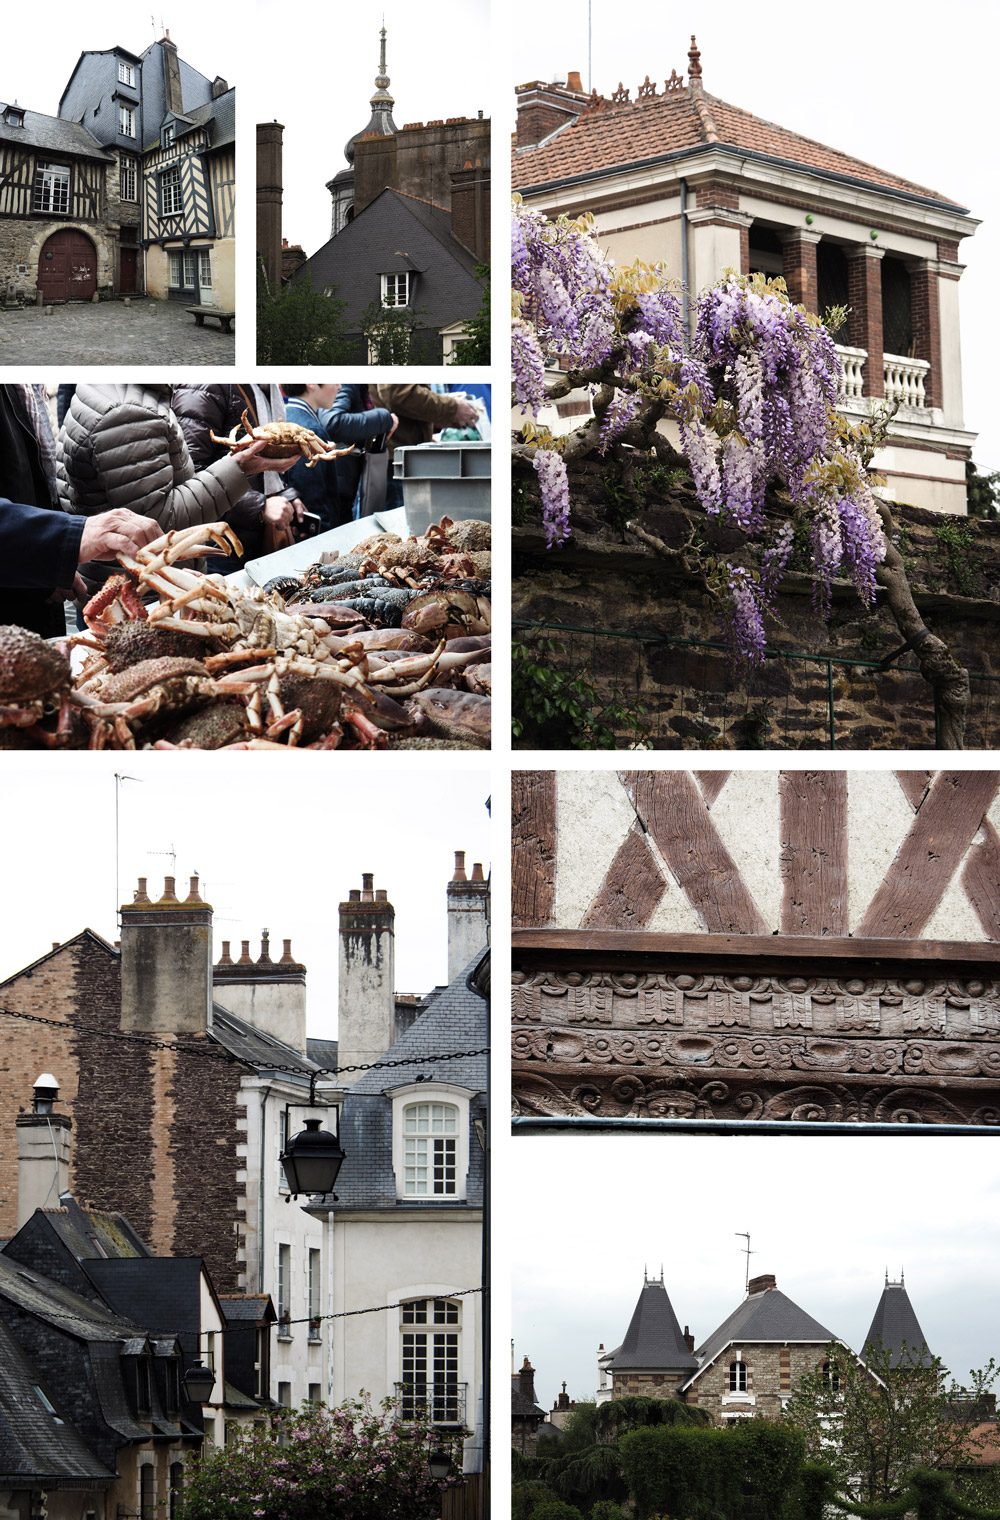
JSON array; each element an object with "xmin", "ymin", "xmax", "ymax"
[
  {"xmin": 923, "ymin": 867, "xmax": 987, "ymax": 943},
  {"xmin": 846, "ymin": 773, "xmax": 914, "ymax": 932},
  {"xmin": 937, "ymin": 273, "xmax": 965, "ymax": 428},
  {"xmin": 709, "ymin": 771, "xmax": 781, "ymax": 930},
  {"xmin": 555, "ymin": 772, "xmax": 635, "ymax": 927}
]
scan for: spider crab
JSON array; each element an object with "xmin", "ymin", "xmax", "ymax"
[
  {"xmin": 0, "ymin": 625, "xmax": 75, "ymax": 746},
  {"xmin": 210, "ymin": 410, "xmax": 356, "ymax": 468}
]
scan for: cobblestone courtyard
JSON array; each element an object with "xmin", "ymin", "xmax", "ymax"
[{"xmin": 0, "ymin": 297, "xmax": 236, "ymax": 365}]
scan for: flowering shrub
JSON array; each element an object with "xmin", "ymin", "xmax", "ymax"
[
  {"xmin": 178, "ymin": 1398, "xmax": 456, "ymax": 1520},
  {"xmin": 511, "ymin": 198, "xmax": 888, "ymax": 667}
]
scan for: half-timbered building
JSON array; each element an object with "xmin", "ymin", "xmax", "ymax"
[
  {"xmin": 513, "ymin": 770, "xmax": 1000, "ymax": 1126},
  {"xmin": 0, "ymin": 101, "xmax": 115, "ymax": 304}
]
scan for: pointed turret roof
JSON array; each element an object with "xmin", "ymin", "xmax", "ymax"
[
  {"xmin": 683, "ymin": 1273, "xmax": 837, "ymax": 1389},
  {"xmin": 863, "ymin": 1274, "xmax": 934, "ymax": 1368},
  {"xmin": 609, "ymin": 1273, "xmax": 698, "ymax": 1373},
  {"xmin": 344, "ymin": 25, "xmax": 398, "ymax": 164}
]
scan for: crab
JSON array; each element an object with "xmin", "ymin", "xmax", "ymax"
[
  {"xmin": 0, "ymin": 625, "xmax": 75, "ymax": 745},
  {"xmin": 72, "ymin": 656, "xmax": 226, "ymax": 748},
  {"xmin": 210, "ymin": 410, "xmax": 357, "ymax": 468}
]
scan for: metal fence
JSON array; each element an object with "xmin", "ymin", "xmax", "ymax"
[{"xmin": 512, "ymin": 621, "xmax": 1000, "ymax": 750}]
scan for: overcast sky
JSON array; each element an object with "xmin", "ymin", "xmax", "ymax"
[
  {"xmin": 509, "ymin": 1133, "xmax": 1000, "ymax": 1411},
  {"xmin": 257, "ymin": 0, "xmax": 491, "ymax": 260},
  {"xmin": 0, "ymin": 755, "xmax": 491, "ymax": 1041},
  {"xmin": 3, "ymin": 3, "xmax": 237, "ymax": 116},
  {"xmin": 510, "ymin": 0, "xmax": 1000, "ymax": 473}
]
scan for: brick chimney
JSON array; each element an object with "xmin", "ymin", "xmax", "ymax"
[
  {"xmin": 748, "ymin": 1273, "xmax": 777, "ymax": 1295},
  {"xmin": 211, "ymin": 75, "xmax": 228, "ymax": 100},
  {"xmin": 514, "ymin": 75, "xmax": 589, "ymax": 148},
  {"xmin": 16, "ymin": 1074, "xmax": 72, "ymax": 1228},
  {"xmin": 213, "ymin": 933, "xmax": 307, "ymax": 1053},
  {"xmin": 338, "ymin": 875, "xmax": 395, "ymax": 1082},
  {"xmin": 256, "ymin": 121, "xmax": 284, "ymax": 292},
  {"xmin": 120, "ymin": 875, "xmax": 213, "ymax": 1034},
  {"xmin": 159, "ymin": 33, "xmax": 184, "ymax": 115},
  {"xmin": 450, "ymin": 157, "xmax": 490, "ymax": 261},
  {"xmin": 447, "ymin": 852, "xmax": 489, "ymax": 983}
]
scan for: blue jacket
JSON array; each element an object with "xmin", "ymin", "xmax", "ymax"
[
  {"xmin": 325, "ymin": 386, "xmax": 393, "ymax": 445},
  {"xmin": 0, "ymin": 497, "xmax": 84, "ymax": 588}
]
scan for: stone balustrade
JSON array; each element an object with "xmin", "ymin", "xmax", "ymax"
[
  {"xmin": 834, "ymin": 344, "xmax": 867, "ymax": 402},
  {"xmin": 883, "ymin": 352, "xmax": 930, "ymax": 410}
]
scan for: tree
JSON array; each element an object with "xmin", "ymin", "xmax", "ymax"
[
  {"xmin": 449, "ymin": 264, "xmax": 491, "ymax": 364},
  {"xmin": 256, "ymin": 267, "xmax": 353, "ymax": 365},
  {"xmin": 511, "ymin": 197, "xmax": 972, "ymax": 747},
  {"xmin": 966, "ymin": 459, "xmax": 1000, "ymax": 520},
  {"xmin": 358, "ymin": 299, "xmax": 432, "ymax": 363},
  {"xmin": 782, "ymin": 1338, "xmax": 998, "ymax": 1507},
  {"xmin": 178, "ymin": 1399, "xmax": 457, "ymax": 1520}
]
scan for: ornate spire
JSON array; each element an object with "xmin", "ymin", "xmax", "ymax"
[{"xmin": 343, "ymin": 24, "xmax": 398, "ymax": 164}]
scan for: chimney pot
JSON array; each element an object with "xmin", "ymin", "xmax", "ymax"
[
  {"xmin": 376, "ymin": 888, "xmax": 388, "ymax": 902},
  {"xmin": 258, "ymin": 932, "xmax": 271, "ymax": 964},
  {"xmin": 218, "ymin": 941, "xmax": 233, "ymax": 964},
  {"xmin": 135, "ymin": 877, "xmax": 150, "ymax": 903},
  {"xmin": 51, "ymin": 942, "xmax": 59, "ymax": 951},
  {"xmin": 160, "ymin": 876, "xmax": 178, "ymax": 903},
  {"xmin": 349, "ymin": 889, "xmax": 361, "ymax": 903},
  {"xmin": 567, "ymin": 70, "xmax": 583, "ymax": 91},
  {"xmin": 452, "ymin": 850, "xmax": 468, "ymax": 882},
  {"xmin": 471, "ymin": 861, "xmax": 485, "ymax": 883},
  {"xmin": 238, "ymin": 940, "xmax": 252, "ymax": 964},
  {"xmin": 186, "ymin": 875, "xmax": 202, "ymax": 903},
  {"xmin": 280, "ymin": 938, "xmax": 294, "ymax": 964},
  {"xmin": 362, "ymin": 872, "xmax": 374, "ymax": 901}
]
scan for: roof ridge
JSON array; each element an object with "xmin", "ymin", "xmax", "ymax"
[{"xmin": 390, "ymin": 186, "xmax": 451, "ymax": 213}]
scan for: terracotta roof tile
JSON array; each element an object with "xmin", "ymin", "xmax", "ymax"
[{"xmin": 513, "ymin": 85, "xmax": 962, "ymax": 207}]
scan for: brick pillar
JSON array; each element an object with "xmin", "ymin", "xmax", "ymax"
[
  {"xmin": 847, "ymin": 246, "xmax": 885, "ymax": 399},
  {"xmin": 256, "ymin": 122, "xmax": 284, "ymax": 291},
  {"xmin": 780, "ymin": 230, "xmax": 821, "ymax": 312},
  {"xmin": 908, "ymin": 258, "xmax": 942, "ymax": 410}
]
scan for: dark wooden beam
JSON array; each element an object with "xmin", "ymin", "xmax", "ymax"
[
  {"xmin": 779, "ymin": 770, "xmax": 847, "ymax": 936},
  {"xmin": 582, "ymin": 823, "xmax": 665, "ymax": 930},
  {"xmin": 512, "ymin": 771, "xmax": 556, "ymax": 928},
  {"xmin": 511, "ymin": 927, "xmax": 1000, "ymax": 967}
]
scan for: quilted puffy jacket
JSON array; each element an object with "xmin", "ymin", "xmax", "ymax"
[{"xmin": 57, "ymin": 383, "xmax": 249, "ymax": 533}]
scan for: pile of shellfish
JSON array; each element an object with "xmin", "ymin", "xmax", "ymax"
[{"xmin": 0, "ymin": 517, "xmax": 491, "ymax": 750}]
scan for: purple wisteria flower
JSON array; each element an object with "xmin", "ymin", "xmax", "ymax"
[
  {"xmin": 597, "ymin": 388, "xmax": 643, "ymax": 453},
  {"xmin": 534, "ymin": 448, "xmax": 571, "ymax": 547}
]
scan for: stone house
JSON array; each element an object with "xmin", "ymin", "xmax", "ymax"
[
  {"xmin": 513, "ymin": 770, "xmax": 1000, "ymax": 1125},
  {"xmin": 58, "ymin": 34, "xmax": 235, "ymax": 308},
  {"xmin": 270, "ymin": 24, "xmax": 489, "ymax": 361},
  {"xmin": 0, "ymin": 854, "xmax": 486, "ymax": 1424},
  {"xmin": 0, "ymin": 100, "xmax": 116, "ymax": 305},
  {"xmin": 511, "ymin": 1356, "xmax": 548, "ymax": 1456},
  {"xmin": 513, "ymin": 39, "xmax": 979, "ymax": 514}
]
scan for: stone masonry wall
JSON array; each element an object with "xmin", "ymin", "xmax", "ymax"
[
  {"xmin": 513, "ymin": 456, "xmax": 1000, "ymax": 749},
  {"xmin": 689, "ymin": 1342, "xmax": 829, "ymax": 1419}
]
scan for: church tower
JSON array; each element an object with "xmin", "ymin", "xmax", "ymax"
[{"xmin": 327, "ymin": 25, "xmax": 399, "ymax": 238}]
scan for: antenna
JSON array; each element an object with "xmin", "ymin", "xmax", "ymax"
[
  {"xmin": 148, "ymin": 844, "xmax": 178, "ymax": 875},
  {"xmin": 114, "ymin": 773, "xmax": 141, "ymax": 929},
  {"xmin": 735, "ymin": 1232, "xmax": 755, "ymax": 1294},
  {"xmin": 587, "ymin": 0, "xmax": 592, "ymax": 94}
]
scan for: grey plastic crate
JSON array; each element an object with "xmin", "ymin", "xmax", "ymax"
[{"xmin": 393, "ymin": 442, "xmax": 492, "ymax": 533}]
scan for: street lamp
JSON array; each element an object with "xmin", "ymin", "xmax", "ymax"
[
  {"xmin": 182, "ymin": 1360, "xmax": 215, "ymax": 1403},
  {"xmin": 427, "ymin": 1448, "xmax": 451, "ymax": 1481},
  {"xmin": 280, "ymin": 1090, "xmax": 346, "ymax": 1200}
]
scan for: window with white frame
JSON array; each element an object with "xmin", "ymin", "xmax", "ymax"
[
  {"xmin": 118, "ymin": 59, "xmax": 135, "ymax": 87},
  {"xmin": 119, "ymin": 103, "xmax": 136, "ymax": 138},
  {"xmin": 119, "ymin": 153, "xmax": 137, "ymax": 202},
  {"xmin": 728, "ymin": 1358, "xmax": 748, "ymax": 1393},
  {"xmin": 400, "ymin": 1298, "xmax": 461, "ymax": 1424},
  {"xmin": 391, "ymin": 1084, "xmax": 473, "ymax": 1202},
  {"xmin": 308, "ymin": 1248, "xmax": 322, "ymax": 1335},
  {"xmin": 404, "ymin": 1102, "xmax": 458, "ymax": 1196},
  {"xmin": 161, "ymin": 164, "xmax": 182, "ymax": 215},
  {"xmin": 168, "ymin": 249, "xmax": 197, "ymax": 291},
  {"xmin": 33, "ymin": 163, "xmax": 70, "ymax": 215},
  {"xmin": 162, "ymin": 123, "xmax": 176, "ymax": 149},
  {"xmin": 381, "ymin": 271, "xmax": 410, "ymax": 307},
  {"xmin": 277, "ymin": 1244, "xmax": 291, "ymax": 1328},
  {"xmin": 203, "ymin": 1330, "xmax": 216, "ymax": 1373},
  {"xmin": 199, "ymin": 247, "xmax": 212, "ymax": 294}
]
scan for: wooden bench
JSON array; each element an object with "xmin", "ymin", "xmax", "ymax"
[{"xmin": 186, "ymin": 305, "xmax": 235, "ymax": 333}]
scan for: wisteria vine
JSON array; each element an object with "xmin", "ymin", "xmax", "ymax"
[{"xmin": 512, "ymin": 197, "xmax": 888, "ymax": 666}]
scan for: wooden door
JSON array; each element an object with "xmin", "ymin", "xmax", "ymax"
[
  {"xmin": 120, "ymin": 246, "xmax": 137, "ymax": 294},
  {"xmin": 37, "ymin": 229, "xmax": 97, "ymax": 302}
]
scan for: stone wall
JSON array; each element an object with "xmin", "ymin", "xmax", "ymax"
[
  {"xmin": 689, "ymin": 1342, "xmax": 827, "ymax": 1419},
  {"xmin": 513, "ymin": 454, "xmax": 1000, "ymax": 749}
]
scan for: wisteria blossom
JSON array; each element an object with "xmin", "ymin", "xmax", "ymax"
[{"xmin": 512, "ymin": 199, "xmax": 890, "ymax": 665}]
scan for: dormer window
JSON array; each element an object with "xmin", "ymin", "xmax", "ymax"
[
  {"xmin": 162, "ymin": 122, "xmax": 175, "ymax": 149},
  {"xmin": 381, "ymin": 271, "xmax": 410, "ymax": 308},
  {"xmin": 4, "ymin": 106, "xmax": 24, "ymax": 128},
  {"xmin": 118, "ymin": 60, "xmax": 135, "ymax": 87},
  {"xmin": 119, "ymin": 104, "xmax": 135, "ymax": 138},
  {"xmin": 390, "ymin": 1084, "xmax": 473, "ymax": 1201}
]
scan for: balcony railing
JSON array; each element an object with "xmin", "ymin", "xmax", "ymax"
[
  {"xmin": 835, "ymin": 346, "xmax": 930, "ymax": 411},
  {"xmin": 394, "ymin": 1381, "xmax": 468, "ymax": 1427}
]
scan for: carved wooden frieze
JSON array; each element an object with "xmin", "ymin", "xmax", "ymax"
[{"xmin": 511, "ymin": 965, "xmax": 1000, "ymax": 1125}]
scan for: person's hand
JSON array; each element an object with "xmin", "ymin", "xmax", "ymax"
[
  {"xmin": 452, "ymin": 399, "xmax": 479, "ymax": 428},
  {"xmin": 263, "ymin": 496, "xmax": 294, "ymax": 527},
  {"xmin": 78, "ymin": 508, "xmax": 160, "ymax": 563},
  {"xmin": 387, "ymin": 412, "xmax": 400, "ymax": 439},
  {"xmin": 234, "ymin": 438, "xmax": 296, "ymax": 474},
  {"xmin": 288, "ymin": 497, "xmax": 305, "ymax": 523}
]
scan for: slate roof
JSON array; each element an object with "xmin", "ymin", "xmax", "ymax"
[
  {"xmin": 513, "ymin": 79, "xmax": 964, "ymax": 210},
  {"xmin": 294, "ymin": 188, "xmax": 483, "ymax": 337},
  {"xmin": 38, "ymin": 1201, "xmax": 150, "ymax": 1262},
  {"xmin": 218, "ymin": 1294, "xmax": 275, "ymax": 1326},
  {"xmin": 0, "ymin": 108, "xmax": 112, "ymax": 161},
  {"xmin": 0, "ymin": 1318, "xmax": 114, "ymax": 1486},
  {"xmin": 209, "ymin": 1004, "xmax": 317, "ymax": 1080},
  {"xmin": 85, "ymin": 1258, "xmax": 206, "ymax": 1337},
  {"xmin": 135, "ymin": 42, "xmax": 216, "ymax": 152},
  {"xmin": 685, "ymin": 1283, "xmax": 836, "ymax": 1387},
  {"xmin": 0, "ymin": 1255, "xmax": 143, "ymax": 1345},
  {"xmin": 863, "ymin": 1279, "xmax": 934, "ymax": 1368},
  {"xmin": 179, "ymin": 88, "xmax": 236, "ymax": 151},
  {"xmin": 609, "ymin": 1277, "xmax": 698, "ymax": 1373},
  {"xmin": 323, "ymin": 950, "xmax": 487, "ymax": 1210}
]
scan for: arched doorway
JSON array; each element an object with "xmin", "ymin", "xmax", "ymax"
[{"xmin": 37, "ymin": 229, "xmax": 97, "ymax": 302}]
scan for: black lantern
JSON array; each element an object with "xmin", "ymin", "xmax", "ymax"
[
  {"xmin": 182, "ymin": 1360, "xmax": 215, "ymax": 1403},
  {"xmin": 427, "ymin": 1448, "xmax": 451, "ymax": 1481},
  {"xmin": 280, "ymin": 1117, "xmax": 345, "ymax": 1198}
]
